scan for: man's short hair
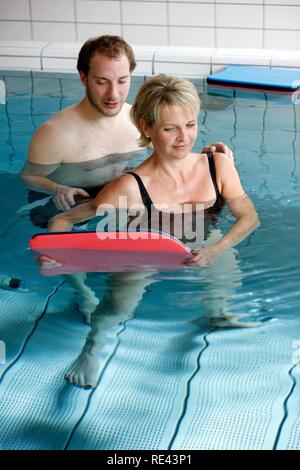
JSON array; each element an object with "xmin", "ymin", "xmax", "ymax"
[{"xmin": 77, "ymin": 35, "xmax": 136, "ymax": 75}]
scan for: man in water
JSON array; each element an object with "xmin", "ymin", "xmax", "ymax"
[{"xmin": 20, "ymin": 35, "xmax": 147, "ymax": 221}]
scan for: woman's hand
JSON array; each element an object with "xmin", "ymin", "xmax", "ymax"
[
  {"xmin": 186, "ymin": 244, "xmax": 224, "ymax": 267},
  {"xmin": 35, "ymin": 215, "xmax": 72, "ymax": 268},
  {"xmin": 36, "ymin": 255, "xmax": 62, "ymax": 269}
]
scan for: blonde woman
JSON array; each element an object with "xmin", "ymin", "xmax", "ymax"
[{"xmin": 46, "ymin": 75, "xmax": 260, "ymax": 388}]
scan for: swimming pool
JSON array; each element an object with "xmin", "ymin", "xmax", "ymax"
[{"xmin": 0, "ymin": 70, "xmax": 299, "ymax": 450}]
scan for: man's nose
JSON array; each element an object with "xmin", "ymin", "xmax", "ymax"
[{"xmin": 107, "ymin": 82, "xmax": 119, "ymax": 100}]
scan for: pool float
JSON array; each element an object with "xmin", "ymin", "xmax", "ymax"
[{"xmin": 30, "ymin": 230, "xmax": 192, "ymax": 274}]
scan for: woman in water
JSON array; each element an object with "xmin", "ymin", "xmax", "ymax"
[{"xmin": 46, "ymin": 75, "xmax": 260, "ymax": 388}]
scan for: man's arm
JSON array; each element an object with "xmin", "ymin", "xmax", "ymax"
[
  {"xmin": 20, "ymin": 160, "xmax": 63, "ymax": 193},
  {"xmin": 20, "ymin": 123, "xmax": 89, "ymax": 210}
]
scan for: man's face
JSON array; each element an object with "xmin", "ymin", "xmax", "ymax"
[{"xmin": 80, "ymin": 52, "xmax": 131, "ymax": 117}]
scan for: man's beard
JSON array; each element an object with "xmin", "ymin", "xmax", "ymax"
[{"xmin": 86, "ymin": 86, "xmax": 121, "ymax": 117}]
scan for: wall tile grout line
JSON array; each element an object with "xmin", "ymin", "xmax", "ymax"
[
  {"xmin": 263, "ymin": 0, "xmax": 265, "ymax": 49},
  {"xmin": 257, "ymin": 92, "xmax": 269, "ymax": 192},
  {"xmin": 74, "ymin": 0, "xmax": 79, "ymax": 43},
  {"xmin": 1, "ymin": 20, "xmax": 300, "ymax": 33},
  {"xmin": 29, "ymin": 70, "xmax": 37, "ymax": 133},
  {"xmin": 152, "ymin": 46, "xmax": 162, "ymax": 75},
  {"xmin": 214, "ymin": 0, "xmax": 217, "ymax": 48},
  {"xmin": 167, "ymin": 0, "xmax": 170, "ymax": 47},
  {"xmin": 119, "ymin": 0, "xmax": 124, "ymax": 37},
  {"xmin": 0, "ymin": 77, "xmax": 16, "ymax": 170},
  {"xmin": 40, "ymin": 41, "xmax": 52, "ymax": 71},
  {"xmin": 28, "ymin": 0, "xmax": 34, "ymax": 42}
]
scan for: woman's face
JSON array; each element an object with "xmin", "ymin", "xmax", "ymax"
[{"xmin": 145, "ymin": 105, "xmax": 198, "ymax": 160}]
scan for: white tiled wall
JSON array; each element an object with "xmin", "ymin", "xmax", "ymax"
[{"xmin": 0, "ymin": 0, "xmax": 299, "ymax": 50}]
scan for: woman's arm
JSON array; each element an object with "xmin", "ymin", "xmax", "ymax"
[
  {"xmin": 213, "ymin": 194, "xmax": 259, "ymax": 252},
  {"xmin": 214, "ymin": 153, "xmax": 260, "ymax": 249},
  {"xmin": 48, "ymin": 201, "xmax": 97, "ymax": 232},
  {"xmin": 48, "ymin": 174, "xmax": 139, "ymax": 232},
  {"xmin": 188, "ymin": 154, "xmax": 260, "ymax": 266}
]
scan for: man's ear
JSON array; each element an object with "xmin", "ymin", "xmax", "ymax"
[{"xmin": 79, "ymin": 71, "xmax": 87, "ymax": 87}]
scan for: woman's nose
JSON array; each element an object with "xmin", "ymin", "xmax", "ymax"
[{"xmin": 177, "ymin": 128, "xmax": 188, "ymax": 141}]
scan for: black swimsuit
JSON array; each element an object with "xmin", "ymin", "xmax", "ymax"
[{"xmin": 127, "ymin": 152, "xmax": 224, "ymax": 245}]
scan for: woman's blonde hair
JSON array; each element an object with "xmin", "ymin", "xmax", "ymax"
[{"xmin": 131, "ymin": 74, "xmax": 200, "ymax": 147}]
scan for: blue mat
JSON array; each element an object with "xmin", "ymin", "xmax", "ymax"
[{"xmin": 207, "ymin": 66, "xmax": 300, "ymax": 91}]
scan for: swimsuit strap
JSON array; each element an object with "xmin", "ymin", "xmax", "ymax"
[
  {"xmin": 127, "ymin": 172, "xmax": 153, "ymax": 212},
  {"xmin": 129, "ymin": 153, "xmax": 221, "ymax": 211},
  {"xmin": 207, "ymin": 152, "xmax": 221, "ymax": 200}
]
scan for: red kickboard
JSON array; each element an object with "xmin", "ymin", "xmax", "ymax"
[{"xmin": 30, "ymin": 231, "xmax": 192, "ymax": 275}]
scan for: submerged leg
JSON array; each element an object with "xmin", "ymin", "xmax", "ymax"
[
  {"xmin": 64, "ymin": 272, "xmax": 99, "ymax": 324},
  {"xmin": 202, "ymin": 229, "xmax": 261, "ymax": 328},
  {"xmin": 65, "ymin": 270, "xmax": 156, "ymax": 388}
]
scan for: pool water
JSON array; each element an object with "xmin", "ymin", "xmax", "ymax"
[{"xmin": 0, "ymin": 71, "xmax": 299, "ymax": 450}]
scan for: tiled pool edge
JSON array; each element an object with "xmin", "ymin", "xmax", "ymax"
[{"xmin": 0, "ymin": 41, "xmax": 300, "ymax": 78}]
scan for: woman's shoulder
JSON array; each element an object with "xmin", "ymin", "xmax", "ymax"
[
  {"xmin": 101, "ymin": 172, "xmax": 140, "ymax": 196},
  {"xmin": 201, "ymin": 152, "xmax": 236, "ymax": 182},
  {"xmin": 193, "ymin": 151, "xmax": 230, "ymax": 169},
  {"xmin": 193, "ymin": 151, "xmax": 229, "ymax": 163},
  {"xmin": 211, "ymin": 153, "xmax": 244, "ymax": 199},
  {"xmin": 211, "ymin": 152, "xmax": 235, "ymax": 168},
  {"xmin": 93, "ymin": 172, "xmax": 141, "ymax": 208},
  {"xmin": 190, "ymin": 152, "xmax": 208, "ymax": 166}
]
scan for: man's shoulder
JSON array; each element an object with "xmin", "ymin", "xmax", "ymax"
[
  {"xmin": 34, "ymin": 105, "xmax": 77, "ymax": 134},
  {"xmin": 122, "ymin": 102, "xmax": 132, "ymax": 112},
  {"xmin": 120, "ymin": 102, "xmax": 133, "ymax": 121},
  {"xmin": 118, "ymin": 102, "xmax": 140, "ymax": 134},
  {"xmin": 29, "ymin": 108, "xmax": 77, "ymax": 164},
  {"xmin": 32, "ymin": 116, "xmax": 72, "ymax": 143}
]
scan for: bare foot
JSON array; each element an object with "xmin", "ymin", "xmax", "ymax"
[
  {"xmin": 65, "ymin": 351, "xmax": 101, "ymax": 389},
  {"xmin": 209, "ymin": 313, "xmax": 261, "ymax": 328},
  {"xmin": 212, "ymin": 319, "xmax": 262, "ymax": 328}
]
